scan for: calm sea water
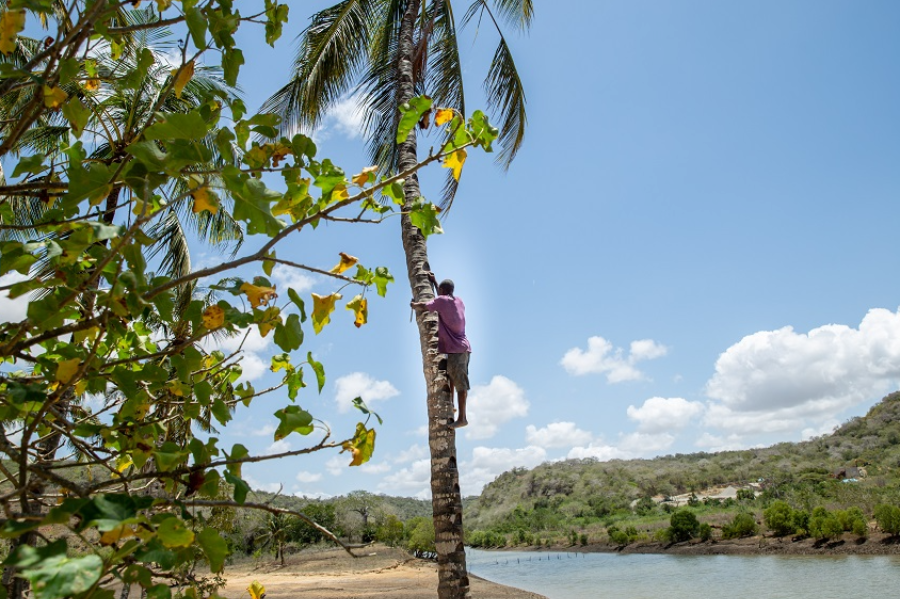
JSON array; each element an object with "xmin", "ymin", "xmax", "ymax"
[{"xmin": 465, "ymin": 548, "xmax": 900, "ymax": 598}]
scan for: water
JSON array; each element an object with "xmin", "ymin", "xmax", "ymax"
[{"xmin": 466, "ymin": 548, "xmax": 900, "ymax": 598}]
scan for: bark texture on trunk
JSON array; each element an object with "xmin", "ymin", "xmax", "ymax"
[{"xmin": 397, "ymin": 0, "xmax": 469, "ymax": 597}]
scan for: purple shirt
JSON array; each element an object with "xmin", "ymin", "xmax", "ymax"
[{"xmin": 424, "ymin": 295, "xmax": 472, "ymax": 354}]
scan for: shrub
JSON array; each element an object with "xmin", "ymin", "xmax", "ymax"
[
  {"xmin": 809, "ymin": 508, "xmax": 843, "ymax": 541},
  {"xmin": 698, "ymin": 523, "xmax": 713, "ymax": 542},
  {"xmin": 736, "ymin": 489, "xmax": 756, "ymax": 502},
  {"xmin": 722, "ymin": 513, "xmax": 758, "ymax": 539},
  {"xmin": 792, "ymin": 510, "xmax": 810, "ymax": 537},
  {"xmin": 668, "ymin": 509, "xmax": 700, "ymax": 542},
  {"xmin": 874, "ymin": 505, "xmax": 900, "ymax": 535},
  {"xmin": 764, "ymin": 501, "xmax": 795, "ymax": 537}
]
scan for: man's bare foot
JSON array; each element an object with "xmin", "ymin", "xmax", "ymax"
[{"xmin": 449, "ymin": 419, "xmax": 468, "ymax": 429}]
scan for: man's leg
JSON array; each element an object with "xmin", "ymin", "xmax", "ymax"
[
  {"xmin": 448, "ymin": 353, "xmax": 469, "ymax": 429},
  {"xmin": 455, "ymin": 389, "xmax": 468, "ymax": 427}
]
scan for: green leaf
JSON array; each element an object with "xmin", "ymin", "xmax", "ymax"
[
  {"xmin": 264, "ymin": 0, "xmax": 289, "ymax": 46},
  {"xmin": 273, "ymin": 313, "xmax": 303, "ymax": 352},
  {"xmin": 373, "ymin": 266, "xmax": 394, "ymax": 297},
  {"xmin": 224, "ymin": 471, "xmax": 250, "ymax": 504},
  {"xmin": 197, "ymin": 527, "xmax": 228, "ymax": 573},
  {"xmin": 222, "ymin": 47, "xmax": 244, "ymax": 87},
  {"xmin": 12, "ymin": 154, "xmax": 47, "ymax": 178},
  {"xmin": 154, "ymin": 442, "xmax": 189, "ymax": 472},
  {"xmin": 307, "ymin": 351, "xmax": 325, "ymax": 393},
  {"xmin": 61, "ymin": 97, "xmax": 91, "ymax": 137},
  {"xmin": 13, "ymin": 541, "xmax": 103, "ymax": 599},
  {"xmin": 285, "ymin": 368, "xmax": 305, "ymax": 400},
  {"xmin": 352, "ymin": 396, "xmax": 383, "ymax": 425},
  {"xmin": 64, "ymin": 162, "xmax": 114, "ymax": 207},
  {"xmin": 287, "ymin": 288, "xmax": 307, "ymax": 322},
  {"xmin": 156, "ymin": 517, "xmax": 194, "ymax": 548},
  {"xmin": 409, "ymin": 201, "xmax": 444, "ymax": 239},
  {"xmin": 226, "ymin": 444, "xmax": 249, "ymax": 478},
  {"xmin": 211, "ymin": 398, "xmax": 232, "ymax": 426},
  {"xmin": 184, "ymin": 6, "xmax": 208, "ymax": 50},
  {"xmin": 396, "ymin": 96, "xmax": 433, "ymax": 144},
  {"xmin": 469, "ymin": 110, "xmax": 499, "ymax": 151},
  {"xmin": 379, "ymin": 178, "xmax": 405, "ymax": 205},
  {"xmin": 143, "ymin": 111, "xmax": 208, "ymax": 140},
  {"xmin": 274, "ymin": 405, "xmax": 313, "ymax": 440}
]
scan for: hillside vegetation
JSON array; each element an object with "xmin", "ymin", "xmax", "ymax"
[{"xmin": 463, "ymin": 391, "xmax": 900, "ymax": 547}]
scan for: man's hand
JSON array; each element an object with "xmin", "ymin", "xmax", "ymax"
[
  {"xmin": 425, "ymin": 271, "xmax": 437, "ymax": 285},
  {"xmin": 410, "ymin": 300, "xmax": 426, "ymax": 311}
]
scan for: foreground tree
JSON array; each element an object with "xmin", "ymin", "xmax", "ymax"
[
  {"xmin": 0, "ymin": 1, "xmax": 497, "ymax": 596},
  {"xmin": 265, "ymin": 2, "xmax": 532, "ymax": 595}
]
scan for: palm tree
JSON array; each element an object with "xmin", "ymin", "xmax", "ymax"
[{"xmin": 262, "ymin": 2, "xmax": 532, "ymax": 596}]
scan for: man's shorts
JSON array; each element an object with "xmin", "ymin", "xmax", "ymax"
[{"xmin": 446, "ymin": 352, "xmax": 470, "ymax": 391}]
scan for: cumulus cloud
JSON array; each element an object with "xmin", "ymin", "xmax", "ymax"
[
  {"xmin": 378, "ymin": 459, "xmax": 431, "ymax": 499},
  {"xmin": 459, "ymin": 446, "xmax": 547, "ymax": 496},
  {"xmin": 561, "ymin": 336, "xmax": 668, "ymax": 382},
  {"xmin": 627, "ymin": 397, "xmax": 704, "ymax": 433},
  {"xmin": 393, "ymin": 444, "xmax": 428, "ymax": 464},
  {"xmin": 0, "ymin": 272, "xmax": 32, "ymax": 324},
  {"xmin": 203, "ymin": 326, "xmax": 271, "ymax": 383},
  {"xmin": 265, "ymin": 439, "xmax": 291, "ymax": 455},
  {"xmin": 313, "ymin": 94, "xmax": 366, "ymax": 141},
  {"xmin": 464, "ymin": 375, "xmax": 530, "ymax": 440},
  {"xmin": 296, "ymin": 471, "xmax": 322, "ymax": 483},
  {"xmin": 333, "ymin": 372, "xmax": 399, "ymax": 414},
  {"xmin": 567, "ymin": 442, "xmax": 628, "ymax": 462},
  {"xmin": 361, "ymin": 462, "xmax": 391, "ymax": 475},
  {"xmin": 325, "ymin": 455, "xmax": 345, "ymax": 477},
  {"xmin": 704, "ymin": 308, "xmax": 900, "ymax": 435},
  {"xmin": 618, "ymin": 431, "xmax": 676, "ymax": 454},
  {"xmin": 525, "ymin": 422, "xmax": 593, "ymax": 449},
  {"xmin": 270, "ymin": 264, "xmax": 315, "ymax": 294}
]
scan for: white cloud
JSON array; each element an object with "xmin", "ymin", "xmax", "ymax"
[
  {"xmin": 525, "ymin": 422, "xmax": 593, "ymax": 449},
  {"xmin": 464, "ymin": 375, "xmax": 529, "ymax": 440},
  {"xmin": 801, "ymin": 420, "xmax": 840, "ymax": 441},
  {"xmin": 695, "ymin": 432, "xmax": 752, "ymax": 453},
  {"xmin": 561, "ymin": 336, "xmax": 668, "ymax": 382},
  {"xmin": 324, "ymin": 94, "xmax": 366, "ymax": 139},
  {"xmin": 704, "ymin": 308, "xmax": 900, "ymax": 435},
  {"xmin": 333, "ymin": 372, "xmax": 399, "ymax": 414},
  {"xmin": 378, "ymin": 458, "xmax": 431, "ymax": 499},
  {"xmin": 361, "ymin": 462, "xmax": 391, "ymax": 475},
  {"xmin": 270, "ymin": 264, "xmax": 316, "ymax": 294},
  {"xmin": 626, "ymin": 397, "xmax": 704, "ymax": 433},
  {"xmin": 618, "ymin": 431, "xmax": 675, "ymax": 455},
  {"xmin": 265, "ymin": 439, "xmax": 291, "ymax": 455},
  {"xmin": 393, "ymin": 444, "xmax": 428, "ymax": 464},
  {"xmin": 567, "ymin": 442, "xmax": 628, "ymax": 462},
  {"xmin": 459, "ymin": 446, "xmax": 547, "ymax": 496},
  {"xmin": 296, "ymin": 471, "xmax": 323, "ymax": 483},
  {"xmin": 325, "ymin": 455, "xmax": 344, "ymax": 477},
  {"xmin": 0, "ymin": 272, "xmax": 32, "ymax": 324},
  {"xmin": 244, "ymin": 475, "xmax": 283, "ymax": 494}
]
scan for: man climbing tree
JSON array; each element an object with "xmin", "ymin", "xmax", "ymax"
[{"xmin": 411, "ymin": 274, "xmax": 472, "ymax": 429}]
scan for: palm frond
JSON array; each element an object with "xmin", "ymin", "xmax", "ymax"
[
  {"xmin": 484, "ymin": 36, "xmax": 527, "ymax": 167},
  {"xmin": 146, "ymin": 209, "xmax": 192, "ymax": 281},
  {"xmin": 488, "ymin": 0, "xmax": 533, "ymax": 30},
  {"xmin": 260, "ymin": 0, "xmax": 377, "ymax": 136}
]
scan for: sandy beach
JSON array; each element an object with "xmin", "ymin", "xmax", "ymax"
[{"xmin": 221, "ymin": 545, "xmax": 544, "ymax": 599}]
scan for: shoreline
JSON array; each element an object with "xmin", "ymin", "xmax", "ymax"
[
  {"xmin": 495, "ymin": 531, "xmax": 900, "ymax": 557},
  {"xmin": 221, "ymin": 545, "xmax": 545, "ymax": 599}
]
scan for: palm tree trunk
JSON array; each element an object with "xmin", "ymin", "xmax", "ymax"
[{"xmin": 397, "ymin": 1, "xmax": 469, "ymax": 597}]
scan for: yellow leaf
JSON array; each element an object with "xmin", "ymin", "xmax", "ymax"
[
  {"xmin": 311, "ymin": 292, "xmax": 341, "ymax": 334},
  {"xmin": 156, "ymin": 0, "xmax": 173, "ymax": 10},
  {"xmin": 352, "ymin": 165, "xmax": 378, "ymax": 187},
  {"xmin": 83, "ymin": 78, "xmax": 100, "ymax": 92},
  {"xmin": 116, "ymin": 456, "xmax": 133, "ymax": 474},
  {"xmin": 257, "ymin": 306, "xmax": 281, "ymax": 338},
  {"xmin": 56, "ymin": 358, "xmax": 80, "ymax": 384},
  {"xmin": 74, "ymin": 380, "xmax": 88, "ymax": 396},
  {"xmin": 167, "ymin": 380, "xmax": 186, "ymax": 397},
  {"xmin": 191, "ymin": 187, "xmax": 219, "ymax": 215},
  {"xmin": 202, "ymin": 305, "xmax": 225, "ymax": 329},
  {"xmin": 42, "ymin": 85, "xmax": 68, "ymax": 110},
  {"xmin": 172, "ymin": 60, "xmax": 194, "ymax": 99},
  {"xmin": 434, "ymin": 108, "xmax": 455, "ymax": 126},
  {"xmin": 0, "ymin": 10, "xmax": 25, "ymax": 55},
  {"xmin": 341, "ymin": 423, "xmax": 376, "ymax": 466},
  {"xmin": 240, "ymin": 282, "xmax": 278, "ymax": 309},
  {"xmin": 247, "ymin": 581, "xmax": 266, "ymax": 600},
  {"xmin": 100, "ymin": 524, "xmax": 137, "ymax": 546},
  {"xmin": 330, "ymin": 252, "xmax": 358, "ymax": 275},
  {"xmin": 345, "ymin": 295, "xmax": 367, "ymax": 328},
  {"xmin": 267, "ymin": 142, "xmax": 292, "ymax": 168},
  {"xmin": 332, "ymin": 184, "xmax": 349, "ymax": 202},
  {"xmin": 443, "ymin": 148, "xmax": 467, "ymax": 181}
]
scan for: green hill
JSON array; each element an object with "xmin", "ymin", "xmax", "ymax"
[{"xmin": 463, "ymin": 391, "xmax": 900, "ymax": 545}]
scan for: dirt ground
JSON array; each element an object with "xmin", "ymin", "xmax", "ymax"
[{"xmin": 221, "ymin": 545, "xmax": 544, "ymax": 599}]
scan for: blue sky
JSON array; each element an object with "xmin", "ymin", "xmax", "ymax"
[{"xmin": 4, "ymin": 0, "xmax": 900, "ymax": 500}]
